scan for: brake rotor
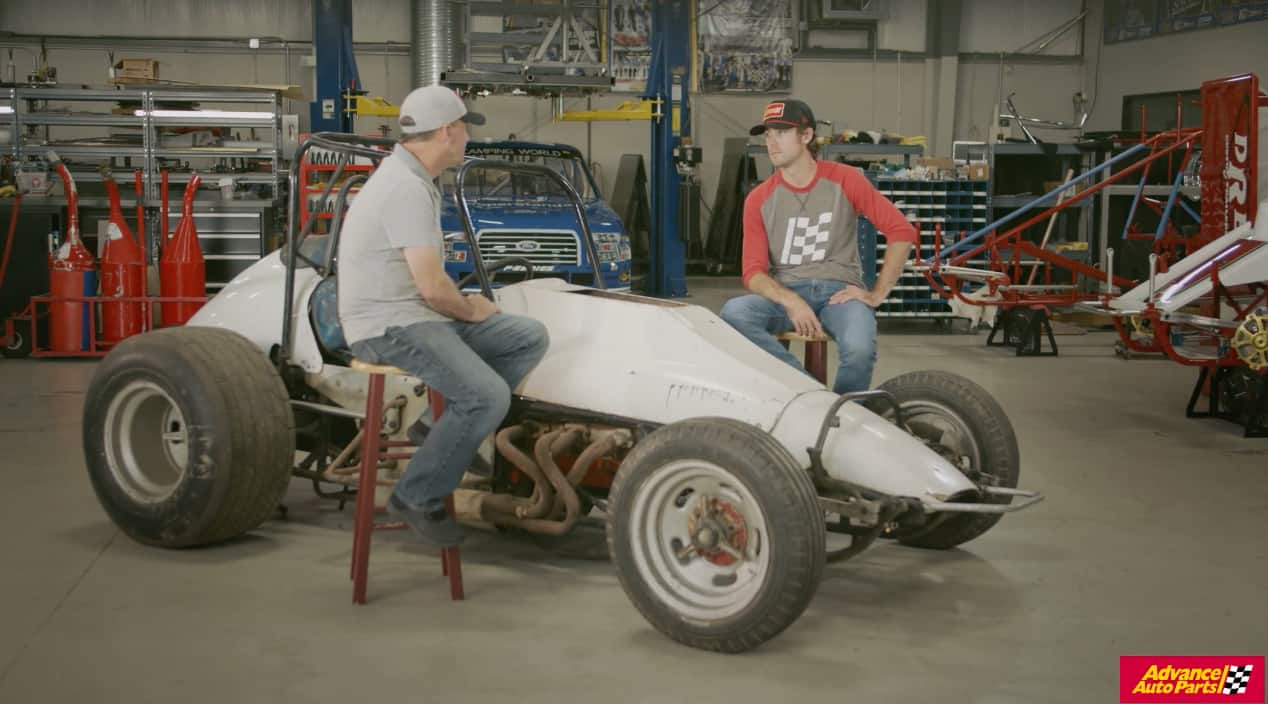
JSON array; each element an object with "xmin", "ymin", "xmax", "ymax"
[
  {"xmin": 687, "ymin": 497, "xmax": 748, "ymax": 567},
  {"xmin": 1232, "ymin": 310, "xmax": 1268, "ymax": 370}
]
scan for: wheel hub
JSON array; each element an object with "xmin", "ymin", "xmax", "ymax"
[
  {"xmin": 688, "ymin": 498, "xmax": 748, "ymax": 566},
  {"xmin": 628, "ymin": 458, "xmax": 773, "ymax": 623},
  {"xmin": 1233, "ymin": 310, "xmax": 1268, "ymax": 371},
  {"xmin": 104, "ymin": 380, "xmax": 188, "ymax": 505}
]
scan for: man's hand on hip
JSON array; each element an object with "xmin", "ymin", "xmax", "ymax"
[
  {"xmin": 829, "ymin": 284, "xmax": 882, "ymax": 308},
  {"xmin": 784, "ymin": 297, "xmax": 825, "ymax": 338}
]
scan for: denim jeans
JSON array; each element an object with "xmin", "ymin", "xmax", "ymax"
[
  {"xmin": 719, "ymin": 279, "xmax": 877, "ymax": 394},
  {"xmin": 350, "ymin": 313, "xmax": 549, "ymax": 513}
]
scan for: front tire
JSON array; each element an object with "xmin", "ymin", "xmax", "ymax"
[
  {"xmin": 868, "ymin": 371, "xmax": 1020, "ymax": 550},
  {"xmin": 82, "ymin": 327, "xmax": 295, "ymax": 548},
  {"xmin": 607, "ymin": 418, "xmax": 824, "ymax": 653}
]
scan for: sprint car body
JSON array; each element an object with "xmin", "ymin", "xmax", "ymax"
[{"xmin": 81, "ymin": 133, "xmax": 1042, "ymax": 653}]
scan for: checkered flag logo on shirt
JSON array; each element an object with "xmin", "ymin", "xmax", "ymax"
[
  {"xmin": 1223, "ymin": 665, "xmax": 1254, "ymax": 695},
  {"xmin": 780, "ymin": 212, "xmax": 833, "ymax": 265}
]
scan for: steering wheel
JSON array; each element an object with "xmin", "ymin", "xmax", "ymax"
[{"xmin": 457, "ymin": 256, "xmax": 537, "ymax": 290}]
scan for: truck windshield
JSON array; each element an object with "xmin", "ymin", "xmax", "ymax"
[{"xmin": 441, "ymin": 146, "xmax": 598, "ymax": 202}]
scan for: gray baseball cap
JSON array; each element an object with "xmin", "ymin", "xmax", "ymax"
[{"xmin": 398, "ymin": 85, "xmax": 486, "ymax": 134}]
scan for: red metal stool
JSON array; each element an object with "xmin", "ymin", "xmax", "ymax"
[
  {"xmin": 348, "ymin": 359, "xmax": 464, "ymax": 604},
  {"xmin": 777, "ymin": 331, "xmax": 830, "ymax": 384}
]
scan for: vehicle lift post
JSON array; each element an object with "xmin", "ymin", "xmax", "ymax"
[
  {"xmin": 310, "ymin": 0, "xmax": 360, "ymax": 133},
  {"xmin": 643, "ymin": 0, "xmax": 693, "ymax": 298}
]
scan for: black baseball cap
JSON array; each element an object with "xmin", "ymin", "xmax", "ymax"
[{"xmin": 749, "ymin": 99, "xmax": 816, "ymax": 136}]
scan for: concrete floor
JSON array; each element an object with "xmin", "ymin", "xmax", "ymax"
[{"xmin": 2, "ymin": 277, "xmax": 1265, "ymax": 703}]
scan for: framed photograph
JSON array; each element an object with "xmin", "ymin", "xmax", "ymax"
[
  {"xmin": 1217, "ymin": 0, "xmax": 1268, "ymax": 26},
  {"xmin": 1158, "ymin": 0, "xmax": 1218, "ymax": 33},
  {"xmin": 610, "ymin": 0, "xmax": 652, "ymax": 92},
  {"xmin": 1103, "ymin": 0, "xmax": 1159, "ymax": 43},
  {"xmin": 697, "ymin": 0, "xmax": 795, "ymax": 94}
]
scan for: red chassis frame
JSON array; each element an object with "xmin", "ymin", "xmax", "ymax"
[
  {"xmin": 919, "ymin": 74, "xmax": 1265, "ymax": 360},
  {"xmin": 7, "ymin": 294, "xmax": 208, "ymax": 358}
]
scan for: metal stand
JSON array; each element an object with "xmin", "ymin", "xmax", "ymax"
[
  {"xmin": 986, "ymin": 306, "xmax": 1058, "ymax": 356},
  {"xmin": 1186, "ymin": 366, "xmax": 1268, "ymax": 438}
]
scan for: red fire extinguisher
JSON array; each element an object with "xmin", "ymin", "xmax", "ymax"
[
  {"xmin": 46, "ymin": 151, "xmax": 97, "ymax": 353},
  {"xmin": 98, "ymin": 167, "xmax": 146, "ymax": 344},
  {"xmin": 159, "ymin": 174, "xmax": 205, "ymax": 326}
]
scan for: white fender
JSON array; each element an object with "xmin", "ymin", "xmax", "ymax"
[
  {"xmin": 497, "ymin": 279, "xmax": 978, "ymax": 502},
  {"xmin": 187, "ymin": 250, "xmax": 325, "ymax": 372},
  {"xmin": 770, "ymin": 390, "xmax": 979, "ymax": 502}
]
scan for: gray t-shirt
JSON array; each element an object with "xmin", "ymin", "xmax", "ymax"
[{"xmin": 337, "ymin": 144, "xmax": 451, "ymax": 345}]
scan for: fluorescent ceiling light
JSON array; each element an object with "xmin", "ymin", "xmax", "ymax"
[
  {"xmin": 0, "ymin": 106, "xmax": 13, "ymax": 114},
  {"xmin": 134, "ymin": 109, "xmax": 273, "ymax": 119}
]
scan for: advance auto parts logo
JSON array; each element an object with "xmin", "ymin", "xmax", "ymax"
[{"xmin": 1121, "ymin": 656, "xmax": 1264, "ymax": 702}]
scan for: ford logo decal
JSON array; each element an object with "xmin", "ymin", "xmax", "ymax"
[{"xmin": 516, "ymin": 240, "xmax": 540, "ymax": 252}]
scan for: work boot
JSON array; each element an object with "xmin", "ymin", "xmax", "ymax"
[
  {"xmin": 387, "ymin": 493, "xmax": 466, "ymax": 548},
  {"xmin": 406, "ymin": 418, "xmax": 494, "ymax": 478}
]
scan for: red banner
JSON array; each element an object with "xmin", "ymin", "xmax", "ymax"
[
  {"xmin": 1200, "ymin": 74, "xmax": 1259, "ymax": 247},
  {"xmin": 1121, "ymin": 656, "xmax": 1264, "ymax": 703}
]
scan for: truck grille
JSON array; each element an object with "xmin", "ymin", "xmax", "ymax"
[{"xmin": 476, "ymin": 230, "xmax": 581, "ymax": 268}]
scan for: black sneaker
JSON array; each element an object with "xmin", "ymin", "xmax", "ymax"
[
  {"xmin": 405, "ymin": 418, "xmax": 494, "ymax": 478},
  {"xmin": 387, "ymin": 494, "xmax": 466, "ymax": 547}
]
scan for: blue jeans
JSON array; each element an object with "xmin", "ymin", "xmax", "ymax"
[
  {"xmin": 719, "ymin": 279, "xmax": 877, "ymax": 394},
  {"xmin": 350, "ymin": 313, "xmax": 549, "ymax": 512}
]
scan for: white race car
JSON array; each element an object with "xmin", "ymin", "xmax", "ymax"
[{"xmin": 81, "ymin": 134, "xmax": 1042, "ymax": 654}]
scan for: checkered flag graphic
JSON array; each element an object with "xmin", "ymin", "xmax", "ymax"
[
  {"xmin": 1223, "ymin": 664, "xmax": 1253, "ymax": 695},
  {"xmin": 780, "ymin": 212, "xmax": 833, "ymax": 265}
]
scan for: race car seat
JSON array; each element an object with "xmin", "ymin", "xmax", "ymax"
[{"xmin": 309, "ymin": 276, "xmax": 351, "ymax": 364}]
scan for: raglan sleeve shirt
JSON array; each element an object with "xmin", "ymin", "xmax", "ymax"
[
  {"xmin": 741, "ymin": 161, "xmax": 918, "ymax": 288},
  {"xmin": 825, "ymin": 162, "xmax": 919, "ymax": 249}
]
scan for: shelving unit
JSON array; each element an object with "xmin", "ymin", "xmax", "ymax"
[
  {"xmin": 861, "ymin": 178, "xmax": 990, "ymax": 318},
  {"xmin": 987, "ymin": 141, "xmax": 1092, "ymax": 252},
  {"xmin": 2, "ymin": 86, "xmax": 285, "ymax": 292},
  {"xmin": 5, "ymin": 86, "xmax": 283, "ymax": 202},
  {"xmin": 0, "ymin": 86, "xmax": 14, "ymax": 162}
]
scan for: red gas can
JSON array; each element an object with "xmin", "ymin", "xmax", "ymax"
[
  {"xmin": 98, "ymin": 169, "xmax": 146, "ymax": 344},
  {"xmin": 47, "ymin": 154, "xmax": 97, "ymax": 353},
  {"xmin": 159, "ymin": 174, "xmax": 205, "ymax": 326}
]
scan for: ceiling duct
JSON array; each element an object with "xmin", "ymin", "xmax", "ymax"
[{"xmin": 411, "ymin": 0, "xmax": 462, "ymax": 87}]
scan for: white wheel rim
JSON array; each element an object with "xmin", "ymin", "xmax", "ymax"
[
  {"xmin": 628, "ymin": 459, "xmax": 771, "ymax": 622},
  {"xmin": 899, "ymin": 400, "xmax": 983, "ymax": 477},
  {"xmin": 103, "ymin": 380, "xmax": 189, "ymax": 504}
]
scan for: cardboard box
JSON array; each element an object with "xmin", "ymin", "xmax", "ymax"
[
  {"xmin": 113, "ymin": 59, "xmax": 159, "ymax": 81},
  {"xmin": 967, "ymin": 162, "xmax": 989, "ymax": 180},
  {"xmin": 917, "ymin": 157, "xmax": 955, "ymax": 171},
  {"xmin": 916, "ymin": 157, "xmax": 956, "ymax": 179}
]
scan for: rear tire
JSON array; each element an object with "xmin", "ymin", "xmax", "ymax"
[
  {"xmin": 868, "ymin": 371, "xmax": 1020, "ymax": 550},
  {"xmin": 607, "ymin": 417, "xmax": 824, "ymax": 653},
  {"xmin": 82, "ymin": 327, "xmax": 295, "ymax": 548}
]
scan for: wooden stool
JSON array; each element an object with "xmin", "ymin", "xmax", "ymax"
[
  {"xmin": 777, "ymin": 331, "xmax": 830, "ymax": 384},
  {"xmin": 348, "ymin": 359, "xmax": 464, "ymax": 604}
]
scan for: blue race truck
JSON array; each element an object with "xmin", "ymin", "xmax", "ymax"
[{"xmin": 440, "ymin": 141, "xmax": 633, "ymax": 290}]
